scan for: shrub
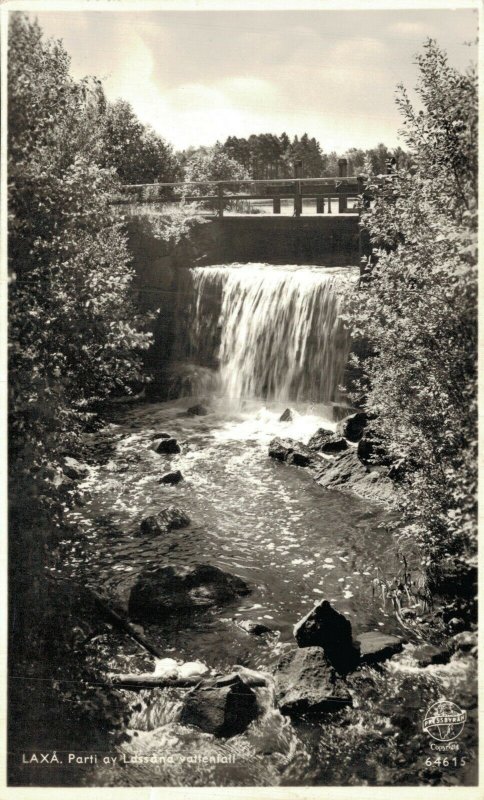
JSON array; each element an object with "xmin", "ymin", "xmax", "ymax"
[{"xmin": 344, "ymin": 41, "xmax": 477, "ymax": 568}]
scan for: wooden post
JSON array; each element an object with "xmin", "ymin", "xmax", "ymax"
[
  {"xmin": 273, "ymin": 197, "xmax": 281, "ymax": 214},
  {"xmin": 294, "ymin": 180, "xmax": 302, "ymax": 217},
  {"xmin": 316, "ymin": 197, "xmax": 324, "ymax": 214},
  {"xmin": 338, "ymin": 158, "xmax": 348, "ymax": 177},
  {"xmin": 327, "ymin": 196, "xmax": 332, "ymax": 214},
  {"xmin": 217, "ymin": 183, "xmax": 224, "ymax": 218},
  {"xmin": 339, "ymin": 193, "xmax": 348, "ymax": 214}
]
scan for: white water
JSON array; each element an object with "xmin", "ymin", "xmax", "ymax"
[{"xmin": 190, "ymin": 264, "xmax": 355, "ymax": 408}]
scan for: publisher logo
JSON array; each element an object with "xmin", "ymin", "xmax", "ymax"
[{"xmin": 423, "ymin": 700, "xmax": 467, "ymax": 742}]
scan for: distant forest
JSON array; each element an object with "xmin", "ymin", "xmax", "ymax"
[{"xmin": 178, "ymin": 134, "xmax": 412, "ymax": 181}]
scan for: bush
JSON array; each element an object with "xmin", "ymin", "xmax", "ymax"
[{"xmin": 344, "ymin": 41, "xmax": 477, "ymax": 568}]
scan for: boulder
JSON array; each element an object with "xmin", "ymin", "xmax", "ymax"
[
  {"xmin": 412, "ymin": 643, "xmax": 450, "ymax": 668},
  {"xmin": 187, "ymin": 404, "xmax": 208, "ymax": 416},
  {"xmin": 268, "ymin": 437, "xmax": 313, "ymax": 467},
  {"xmin": 336, "ymin": 412, "xmax": 368, "ymax": 442},
  {"xmin": 151, "ymin": 437, "xmax": 181, "ymax": 455},
  {"xmin": 159, "ymin": 470, "xmax": 183, "ymax": 485},
  {"xmin": 294, "ymin": 600, "xmax": 359, "ymax": 673},
  {"xmin": 307, "ymin": 428, "xmax": 339, "ymax": 451},
  {"xmin": 151, "ymin": 432, "xmax": 172, "ymax": 440},
  {"xmin": 128, "ymin": 563, "xmax": 251, "ymax": 621},
  {"xmin": 180, "ymin": 674, "xmax": 258, "ymax": 737},
  {"xmin": 236, "ymin": 619, "xmax": 273, "ymax": 637},
  {"xmin": 62, "ymin": 457, "xmax": 89, "ymax": 480},
  {"xmin": 279, "ymin": 408, "xmax": 294, "ymax": 422},
  {"xmin": 319, "ymin": 435, "xmax": 348, "ymax": 454},
  {"xmin": 139, "ymin": 506, "xmax": 190, "ymax": 536},
  {"xmin": 314, "ymin": 450, "xmax": 395, "ymax": 505},
  {"xmin": 354, "ymin": 632, "xmax": 403, "ymax": 665},
  {"xmin": 274, "ymin": 647, "xmax": 352, "ymax": 716}
]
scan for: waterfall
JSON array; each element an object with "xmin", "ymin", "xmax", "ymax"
[{"xmin": 189, "ymin": 263, "xmax": 354, "ymax": 406}]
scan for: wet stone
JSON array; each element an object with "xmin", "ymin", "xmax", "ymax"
[
  {"xmin": 354, "ymin": 632, "xmax": 403, "ymax": 665},
  {"xmin": 412, "ymin": 643, "xmax": 451, "ymax": 667},
  {"xmin": 335, "ymin": 411, "xmax": 368, "ymax": 442},
  {"xmin": 307, "ymin": 427, "xmax": 334, "ymax": 451},
  {"xmin": 180, "ymin": 674, "xmax": 258, "ymax": 737},
  {"xmin": 128, "ymin": 563, "xmax": 251, "ymax": 621},
  {"xmin": 159, "ymin": 470, "xmax": 183, "ymax": 485},
  {"xmin": 279, "ymin": 408, "xmax": 294, "ymax": 422},
  {"xmin": 294, "ymin": 599, "xmax": 360, "ymax": 674},
  {"xmin": 150, "ymin": 437, "xmax": 181, "ymax": 454},
  {"xmin": 268, "ymin": 437, "xmax": 313, "ymax": 467},
  {"xmin": 236, "ymin": 619, "xmax": 273, "ymax": 637},
  {"xmin": 151, "ymin": 432, "xmax": 172, "ymax": 440},
  {"xmin": 274, "ymin": 646, "xmax": 352, "ymax": 717},
  {"xmin": 62, "ymin": 456, "xmax": 89, "ymax": 480},
  {"xmin": 139, "ymin": 506, "xmax": 190, "ymax": 536},
  {"xmin": 187, "ymin": 404, "xmax": 209, "ymax": 416}
]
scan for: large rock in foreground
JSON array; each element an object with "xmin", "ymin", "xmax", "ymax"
[
  {"xmin": 129, "ymin": 563, "xmax": 251, "ymax": 621},
  {"xmin": 180, "ymin": 674, "xmax": 258, "ymax": 737},
  {"xmin": 274, "ymin": 647, "xmax": 352, "ymax": 716},
  {"xmin": 294, "ymin": 600, "xmax": 360, "ymax": 673},
  {"xmin": 268, "ymin": 437, "xmax": 314, "ymax": 467}
]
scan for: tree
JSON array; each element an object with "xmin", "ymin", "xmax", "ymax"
[
  {"xmin": 181, "ymin": 144, "xmax": 250, "ymax": 209},
  {"xmin": 8, "ymin": 12, "xmax": 152, "ymax": 519},
  {"xmin": 99, "ymin": 99, "xmax": 180, "ymax": 184},
  {"xmin": 344, "ymin": 41, "xmax": 477, "ymax": 577}
]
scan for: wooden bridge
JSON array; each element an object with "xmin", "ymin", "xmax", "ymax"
[{"xmin": 113, "ymin": 162, "xmax": 364, "ymax": 219}]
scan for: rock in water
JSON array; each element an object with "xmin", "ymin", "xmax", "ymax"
[
  {"xmin": 336, "ymin": 412, "xmax": 368, "ymax": 442},
  {"xmin": 279, "ymin": 408, "xmax": 294, "ymax": 422},
  {"xmin": 318, "ymin": 435, "xmax": 348, "ymax": 454},
  {"xmin": 274, "ymin": 647, "xmax": 352, "ymax": 716},
  {"xmin": 307, "ymin": 428, "xmax": 336, "ymax": 451},
  {"xmin": 159, "ymin": 470, "xmax": 183, "ymax": 485},
  {"xmin": 187, "ymin": 403, "xmax": 208, "ymax": 416},
  {"xmin": 412, "ymin": 643, "xmax": 450, "ymax": 668},
  {"xmin": 139, "ymin": 506, "xmax": 190, "ymax": 536},
  {"xmin": 62, "ymin": 457, "xmax": 89, "ymax": 480},
  {"xmin": 180, "ymin": 675, "xmax": 258, "ymax": 737},
  {"xmin": 354, "ymin": 632, "xmax": 403, "ymax": 665},
  {"xmin": 128, "ymin": 563, "xmax": 251, "ymax": 621},
  {"xmin": 151, "ymin": 437, "xmax": 181, "ymax": 454},
  {"xmin": 294, "ymin": 600, "xmax": 360, "ymax": 673},
  {"xmin": 237, "ymin": 619, "xmax": 273, "ymax": 637},
  {"xmin": 268, "ymin": 437, "xmax": 313, "ymax": 467},
  {"xmin": 151, "ymin": 432, "xmax": 171, "ymax": 440}
]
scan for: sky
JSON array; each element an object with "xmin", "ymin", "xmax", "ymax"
[{"xmin": 34, "ymin": 7, "xmax": 478, "ymax": 152}]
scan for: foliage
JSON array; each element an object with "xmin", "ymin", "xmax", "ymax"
[
  {"xmin": 344, "ymin": 41, "xmax": 477, "ymax": 568},
  {"xmin": 99, "ymin": 98, "xmax": 180, "ymax": 185},
  {"xmin": 180, "ymin": 143, "xmax": 250, "ymax": 210},
  {"xmin": 9, "ymin": 13, "xmax": 152, "ymax": 498}
]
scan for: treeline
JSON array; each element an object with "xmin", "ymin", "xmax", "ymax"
[{"xmin": 178, "ymin": 136, "xmax": 411, "ymax": 183}]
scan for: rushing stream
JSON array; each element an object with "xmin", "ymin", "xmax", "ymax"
[{"xmin": 61, "ymin": 264, "xmax": 477, "ymax": 787}]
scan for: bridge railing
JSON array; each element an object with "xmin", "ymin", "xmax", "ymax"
[{"xmin": 111, "ymin": 176, "xmax": 364, "ymax": 217}]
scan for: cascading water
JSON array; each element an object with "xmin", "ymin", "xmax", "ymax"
[{"xmin": 190, "ymin": 263, "xmax": 355, "ymax": 407}]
